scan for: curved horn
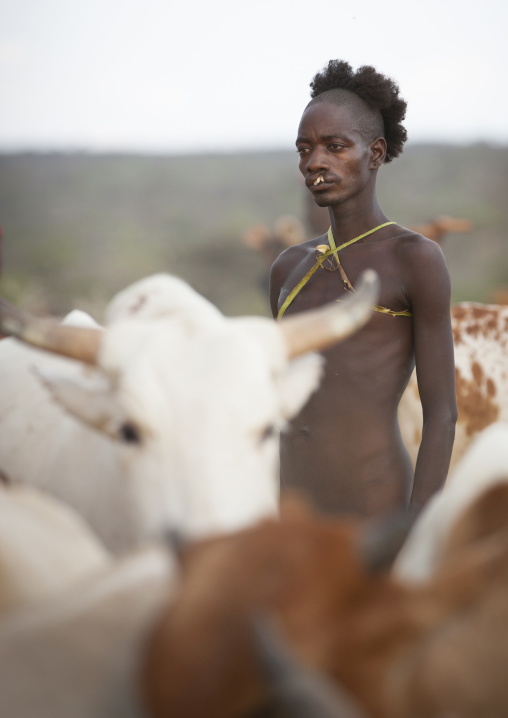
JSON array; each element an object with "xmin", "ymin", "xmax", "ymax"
[
  {"xmin": 0, "ymin": 297, "xmax": 102, "ymax": 365},
  {"xmin": 252, "ymin": 614, "xmax": 367, "ymax": 718},
  {"xmin": 279, "ymin": 269, "xmax": 380, "ymax": 359}
]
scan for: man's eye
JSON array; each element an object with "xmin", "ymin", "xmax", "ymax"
[{"xmin": 296, "ymin": 148, "xmax": 309, "ymax": 156}]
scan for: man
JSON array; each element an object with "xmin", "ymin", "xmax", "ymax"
[{"xmin": 270, "ymin": 60, "xmax": 457, "ymax": 517}]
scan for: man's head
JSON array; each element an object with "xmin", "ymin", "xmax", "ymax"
[{"xmin": 308, "ymin": 60, "xmax": 407, "ymax": 164}]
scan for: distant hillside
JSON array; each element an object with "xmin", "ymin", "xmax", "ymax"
[{"xmin": 0, "ymin": 143, "xmax": 506, "ymax": 319}]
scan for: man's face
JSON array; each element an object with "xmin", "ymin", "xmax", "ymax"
[{"xmin": 296, "ymin": 101, "xmax": 375, "ymax": 208}]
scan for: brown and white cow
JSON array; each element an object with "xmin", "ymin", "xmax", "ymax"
[
  {"xmin": 140, "ymin": 470, "xmax": 508, "ymax": 718},
  {"xmin": 399, "ymin": 302, "xmax": 508, "ymax": 472},
  {"xmin": 395, "ymin": 421, "xmax": 508, "ymax": 581},
  {"xmin": 3, "ymin": 424, "xmax": 508, "ymax": 718}
]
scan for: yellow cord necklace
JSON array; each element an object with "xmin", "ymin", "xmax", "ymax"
[{"xmin": 277, "ymin": 222, "xmax": 412, "ymax": 319}]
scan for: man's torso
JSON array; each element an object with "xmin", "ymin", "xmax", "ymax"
[{"xmin": 271, "ymin": 225, "xmax": 422, "ymax": 516}]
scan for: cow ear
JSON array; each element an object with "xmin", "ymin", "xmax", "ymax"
[
  {"xmin": 32, "ymin": 365, "xmax": 123, "ymax": 440},
  {"xmin": 278, "ymin": 353, "xmax": 324, "ymax": 420}
]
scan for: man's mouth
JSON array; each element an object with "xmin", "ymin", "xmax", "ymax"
[{"xmin": 309, "ymin": 175, "xmax": 332, "ymax": 189}]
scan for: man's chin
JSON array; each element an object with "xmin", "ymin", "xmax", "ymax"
[{"xmin": 312, "ymin": 194, "xmax": 333, "ymax": 208}]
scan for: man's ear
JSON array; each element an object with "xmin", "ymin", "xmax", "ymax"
[{"xmin": 370, "ymin": 137, "xmax": 387, "ymax": 169}]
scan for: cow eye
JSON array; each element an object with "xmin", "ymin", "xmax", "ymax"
[
  {"xmin": 260, "ymin": 424, "xmax": 277, "ymax": 443},
  {"xmin": 119, "ymin": 422, "xmax": 142, "ymax": 444}
]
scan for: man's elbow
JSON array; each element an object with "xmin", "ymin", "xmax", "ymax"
[
  {"xmin": 447, "ymin": 399, "xmax": 459, "ymax": 433},
  {"xmin": 423, "ymin": 402, "xmax": 458, "ymax": 436},
  {"xmin": 443, "ymin": 401, "xmax": 458, "ymax": 429}
]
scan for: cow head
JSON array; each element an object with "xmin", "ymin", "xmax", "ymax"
[{"xmin": 0, "ymin": 271, "xmax": 378, "ymax": 540}]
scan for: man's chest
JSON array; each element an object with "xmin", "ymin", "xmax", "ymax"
[{"xmin": 279, "ymin": 244, "xmax": 410, "ymax": 317}]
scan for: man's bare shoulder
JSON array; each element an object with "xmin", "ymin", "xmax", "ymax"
[
  {"xmin": 391, "ymin": 226, "xmax": 451, "ymax": 311},
  {"xmin": 270, "ymin": 233, "xmax": 327, "ymax": 287},
  {"xmin": 272, "ymin": 233, "xmax": 327, "ymax": 269},
  {"xmin": 269, "ymin": 233, "xmax": 327, "ymax": 317},
  {"xmin": 391, "ymin": 225, "xmax": 447, "ymax": 267}
]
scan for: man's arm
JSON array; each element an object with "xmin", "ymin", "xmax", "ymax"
[{"xmin": 406, "ymin": 238, "xmax": 458, "ymax": 512}]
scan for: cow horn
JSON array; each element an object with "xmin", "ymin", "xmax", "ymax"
[
  {"xmin": 0, "ymin": 297, "xmax": 102, "ymax": 365},
  {"xmin": 279, "ymin": 269, "xmax": 380, "ymax": 359},
  {"xmin": 251, "ymin": 614, "xmax": 367, "ymax": 718}
]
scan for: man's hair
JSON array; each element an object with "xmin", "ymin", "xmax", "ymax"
[{"xmin": 309, "ymin": 60, "xmax": 407, "ymax": 163}]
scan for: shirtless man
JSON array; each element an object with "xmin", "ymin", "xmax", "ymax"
[{"xmin": 270, "ymin": 60, "xmax": 457, "ymax": 517}]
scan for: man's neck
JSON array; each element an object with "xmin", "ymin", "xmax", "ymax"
[{"xmin": 328, "ymin": 199, "xmax": 388, "ymax": 243}]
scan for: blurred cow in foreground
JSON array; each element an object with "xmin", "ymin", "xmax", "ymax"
[
  {"xmin": 141, "ymin": 423, "xmax": 508, "ymax": 718},
  {"xmin": 0, "ymin": 484, "xmax": 110, "ymax": 614},
  {"xmin": 3, "ymin": 425, "xmax": 508, "ymax": 718},
  {"xmin": 395, "ymin": 422, "xmax": 508, "ymax": 581},
  {"xmin": 0, "ymin": 481, "xmax": 176, "ymax": 718},
  {"xmin": 0, "ymin": 473, "xmax": 364, "ymax": 718},
  {"xmin": 0, "ymin": 271, "xmax": 378, "ymax": 552}
]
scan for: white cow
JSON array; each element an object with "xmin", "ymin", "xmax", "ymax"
[
  {"xmin": 0, "ymin": 481, "xmax": 176, "ymax": 718},
  {"xmin": 399, "ymin": 302, "xmax": 508, "ymax": 473},
  {"xmin": 0, "ymin": 482, "xmax": 361, "ymax": 718},
  {"xmin": 0, "ymin": 542, "xmax": 176, "ymax": 718},
  {"xmin": 0, "ymin": 483, "xmax": 111, "ymax": 614},
  {"xmin": 394, "ymin": 421, "xmax": 508, "ymax": 582},
  {"xmin": 0, "ymin": 271, "xmax": 378, "ymax": 551}
]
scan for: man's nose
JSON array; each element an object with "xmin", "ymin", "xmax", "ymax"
[{"xmin": 304, "ymin": 147, "xmax": 329, "ymax": 172}]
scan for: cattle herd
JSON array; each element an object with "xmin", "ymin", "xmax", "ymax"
[{"xmin": 1, "ymin": 270, "xmax": 508, "ymax": 717}]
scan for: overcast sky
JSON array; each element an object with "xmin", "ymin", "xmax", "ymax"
[{"xmin": 1, "ymin": 0, "xmax": 507, "ymax": 153}]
